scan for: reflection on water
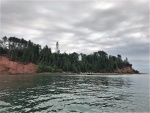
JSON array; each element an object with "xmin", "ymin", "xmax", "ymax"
[{"xmin": 0, "ymin": 74, "xmax": 149, "ymax": 113}]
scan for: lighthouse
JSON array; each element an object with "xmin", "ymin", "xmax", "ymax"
[{"xmin": 56, "ymin": 42, "xmax": 60, "ymax": 53}]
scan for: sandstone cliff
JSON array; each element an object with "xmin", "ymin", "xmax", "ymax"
[
  {"xmin": 114, "ymin": 66, "xmax": 134, "ymax": 73},
  {"xmin": 0, "ymin": 56, "xmax": 37, "ymax": 75}
]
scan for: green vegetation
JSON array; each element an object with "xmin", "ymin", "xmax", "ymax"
[{"xmin": 0, "ymin": 36, "xmax": 133, "ymax": 73}]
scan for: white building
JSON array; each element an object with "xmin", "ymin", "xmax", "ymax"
[{"xmin": 78, "ymin": 54, "xmax": 82, "ymax": 61}]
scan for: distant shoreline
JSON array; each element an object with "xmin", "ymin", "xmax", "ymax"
[
  {"xmin": 34, "ymin": 72, "xmax": 144, "ymax": 75},
  {"xmin": 0, "ymin": 71, "xmax": 144, "ymax": 76},
  {"xmin": 1, "ymin": 72, "xmax": 142, "ymax": 76},
  {"xmin": 0, "ymin": 74, "xmax": 146, "ymax": 76}
]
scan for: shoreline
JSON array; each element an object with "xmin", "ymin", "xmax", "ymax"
[
  {"xmin": 0, "ymin": 72, "xmax": 142, "ymax": 76},
  {"xmin": 0, "ymin": 56, "xmax": 140, "ymax": 76},
  {"xmin": 34, "ymin": 72, "xmax": 142, "ymax": 75}
]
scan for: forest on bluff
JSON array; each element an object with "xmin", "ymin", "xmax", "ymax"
[{"xmin": 0, "ymin": 36, "xmax": 138, "ymax": 73}]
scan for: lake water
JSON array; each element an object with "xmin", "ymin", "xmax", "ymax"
[{"xmin": 0, "ymin": 74, "xmax": 149, "ymax": 113}]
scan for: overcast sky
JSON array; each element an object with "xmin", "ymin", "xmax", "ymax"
[{"xmin": 0, "ymin": 0, "xmax": 149, "ymax": 73}]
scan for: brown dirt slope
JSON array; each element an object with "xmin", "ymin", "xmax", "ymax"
[
  {"xmin": 114, "ymin": 66, "xmax": 134, "ymax": 73},
  {"xmin": 0, "ymin": 56, "xmax": 37, "ymax": 75}
]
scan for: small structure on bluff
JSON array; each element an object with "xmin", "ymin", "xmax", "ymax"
[
  {"xmin": 56, "ymin": 42, "xmax": 60, "ymax": 53},
  {"xmin": 78, "ymin": 54, "xmax": 82, "ymax": 61}
]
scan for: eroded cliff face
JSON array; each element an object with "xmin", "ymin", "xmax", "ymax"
[
  {"xmin": 0, "ymin": 56, "xmax": 37, "ymax": 75},
  {"xmin": 114, "ymin": 66, "xmax": 134, "ymax": 73}
]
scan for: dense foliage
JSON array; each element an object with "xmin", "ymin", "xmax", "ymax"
[{"xmin": 0, "ymin": 36, "xmax": 134, "ymax": 73}]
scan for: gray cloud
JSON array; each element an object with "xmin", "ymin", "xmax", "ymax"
[{"xmin": 0, "ymin": 0, "xmax": 149, "ymax": 73}]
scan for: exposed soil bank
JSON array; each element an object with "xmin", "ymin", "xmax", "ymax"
[
  {"xmin": 0, "ymin": 56, "xmax": 37, "ymax": 75},
  {"xmin": 114, "ymin": 66, "xmax": 134, "ymax": 73}
]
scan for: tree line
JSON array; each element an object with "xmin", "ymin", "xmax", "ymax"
[{"xmin": 0, "ymin": 36, "xmax": 138, "ymax": 73}]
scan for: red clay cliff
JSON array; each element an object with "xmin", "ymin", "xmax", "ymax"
[
  {"xmin": 0, "ymin": 56, "xmax": 37, "ymax": 75},
  {"xmin": 114, "ymin": 66, "xmax": 134, "ymax": 73}
]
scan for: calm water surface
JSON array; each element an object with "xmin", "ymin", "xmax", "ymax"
[{"xmin": 0, "ymin": 74, "xmax": 149, "ymax": 113}]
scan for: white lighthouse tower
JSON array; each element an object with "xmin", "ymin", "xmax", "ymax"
[{"xmin": 56, "ymin": 42, "xmax": 60, "ymax": 53}]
